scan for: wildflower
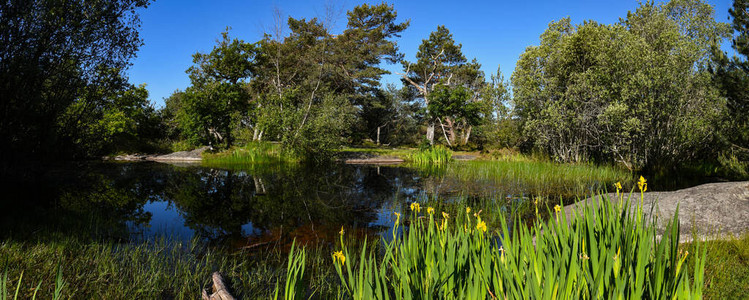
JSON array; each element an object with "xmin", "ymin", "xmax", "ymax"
[
  {"xmin": 554, "ymin": 205, "xmax": 561, "ymax": 214},
  {"xmin": 339, "ymin": 226, "xmax": 345, "ymax": 236},
  {"xmin": 473, "ymin": 210, "xmax": 483, "ymax": 219},
  {"xmin": 638, "ymin": 176, "xmax": 647, "ymax": 192},
  {"xmin": 579, "ymin": 253, "xmax": 590, "ymax": 260},
  {"xmin": 427, "ymin": 207, "xmax": 435, "ymax": 215},
  {"xmin": 442, "ymin": 212, "xmax": 449, "ymax": 219},
  {"xmin": 476, "ymin": 220, "xmax": 487, "ymax": 233},
  {"xmin": 613, "ymin": 247, "xmax": 620, "ymax": 261},
  {"xmin": 499, "ymin": 246, "xmax": 505, "ymax": 263},
  {"xmin": 410, "ymin": 202, "xmax": 421, "ymax": 213},
  {"xmin": 614, "ymin": 182, "xmax": 622, "ymax": 191},
  {"xmin": 393, "ymin": 212, "xmax": 401, "ymax": 223},
  {"xmin": 466, "ymin": 207, "xmax": 471, "ymax": 214},
  {"xmin": 333, "ymin": 251, "xmax": 346, "ymax": 265}
]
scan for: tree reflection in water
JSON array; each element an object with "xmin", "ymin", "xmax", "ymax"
[{"xmin": 0, "ymin": 162, "xmax": 423, "ymax": 249}]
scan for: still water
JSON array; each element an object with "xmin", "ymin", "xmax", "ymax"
[{"xmin": 0, "ymin": 160, "xmax": 660, "ymax": 248}]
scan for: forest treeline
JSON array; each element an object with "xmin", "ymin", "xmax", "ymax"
[{"xmin": 1, "ymin": 0, "xmax": 747, "ymax": 173}]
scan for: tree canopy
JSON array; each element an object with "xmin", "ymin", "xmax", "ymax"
[
  {"xmin": 512, "ymin": 0, "xmax": 730, "ymax": 170},
  {"xmin": 0, "ymin": 0, "xmax": 152, "ymax": 161},
  {"xmin": 2, "ymin": 0, "xmax": 748, "ymax": 175}
]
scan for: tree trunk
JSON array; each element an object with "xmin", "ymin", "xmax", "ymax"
[
  {"xmin": 464, "ymin": 126, "xmax": 472, "ymax": 145},
  {"xmin": 438, "ymin": 118, "xmax": 452, "ymax": 147},
  {"xmin": 376, "ymin": 126, "xmax": 381, "ymax": 145},
  {"xmin": 426, "ymin": 122, "xmax": 435, "ymax": 145},
  {"xmin": 445, "ymin": 117, "xmax": 456, "ymax": 145}
]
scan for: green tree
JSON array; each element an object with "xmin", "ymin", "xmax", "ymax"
[
  {"xmin": 480, "ymin": 67, "xmax": 518, "ymax": 149},
  {"xmin": 401, "ymin": 26, "xmax": 488, "ymax": 146},
  {"xmin": 0, "ymin": 0, "xmax": 151, "ymax": 161},
  {"xmin": 428, "ymin": 85, "xmax": 488, "ymax": 147},
  {"xmin": 713, "ymin": 0, "xmax": 749, "ymax": 151},
  {"xmin": 59, "ymin": 82, "xmax": 160, "ymax": 156},
  {"xmin": 178, "ymin": 30, "xmax": 257, "ymax": 147},
  {"xmin": 512, "ymin": 0, "xmax": 730, "ymax": 170},
  {"xmin": 247, "ymin": 4, "xmax": 407, "ymax": 157}
]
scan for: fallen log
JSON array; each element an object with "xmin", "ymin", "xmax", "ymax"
[{"xmin": 202, "ymin": 272, "xmax": 236, "ymax": 300}]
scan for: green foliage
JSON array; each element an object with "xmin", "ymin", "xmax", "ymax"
[
  {"xmin": 712, "ymin": 0, "xmax": 749, "ymax": 156},
  {"xmin": 202, "ymin": 142, "xmax": 297, "ymax": 166},
  {"xmin": 428, "ymin": 85, "xmax": 490, "ymax": 147},
  {"xmin": 401, "ymin": 26, "xmax": 497, "ymax": 147},
  {"xmin": 59, "ymin": 83, "xmax": 162, "ymax": 156},
  {"xmin": 174, "ymin": 30, "xmax": 256, "ymax": 148},
  {"xmin": 0, "ymin": 0, "xmax": 152, "ymax": 161},
  {"xmin": 512, "ymin": 0, "xmax": 730, "ymax": 170},
  {"xmin": 717, "ymin": 152, "xmax": 749, "ymax": 178},
  {"xmin": 239, "ymin": 3, "xmax": 410, "ymax": 157},
  {"xmin": 1, "ymin": 267, "xmax": 64, "ymax": 300},
  {"xmin": 442, "ymin": 160, "xmax": 630, "ymax": 199},
  {"xmin": 274, "ymin": 241, "xmax": 307, "ymax": 300},
  {"xmin": 405, "ymin": 145, "xmax": 453, "ymax": 165},
  {"xmin": 0, "ymin": 239, "xmax": 220, "ymax": 299},
  {"xmin": 683, "ymin": 232, "xmax": 749, "ymax": 299},
  {"xmin": 318, "ymin": 192, "xmax": 705, "ymax": 299}
]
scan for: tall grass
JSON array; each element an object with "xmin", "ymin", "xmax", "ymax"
[
  {"xmin": 1, "ymin": 267, "xmax": 64, "ymax": 300},
  {"xmin": 281, "ymin": 188, "xmax": 706, "ymax": 299},
  {"xmin": 202, "ymin": 142, "xmax": 297, "ymax": 167},
  {"xmin": 682, "ymin": 231, "xmax": 749, "ymax": 299},
  {"xmin": 405, "ymin": 146, "xmax": 452, "ymax": 165},
  {"xmin": 0, "ymin": 236, "xmax": 343, "ymax": 299},
  {"xmin": 437, "ymin": 160, "xmax": 631, "ymax": 200}
]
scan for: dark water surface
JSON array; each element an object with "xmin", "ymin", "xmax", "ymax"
[
  {"xmin": 1, "ymin": 162, "xmax": 440, "ymax": 247},
  {"xmin": 0, "ymin": 161, "xmax": 710, "ymax": 249}
]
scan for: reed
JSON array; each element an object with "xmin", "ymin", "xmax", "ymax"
[
  {"xmin": 405, "ymin": 146, "xmax": 453, "ymax": 165},
  {"xmin": 202, "ymin": 142, "xmax": 298, "ymax": 167},
  {"xmin": 438, "ymin": 160, "xmax": 631, "ymax": 200}
]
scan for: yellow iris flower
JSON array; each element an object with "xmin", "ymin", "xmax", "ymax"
[{"xmin": 333, "ymin": 251, "xmax": 346, "ymax": 265}]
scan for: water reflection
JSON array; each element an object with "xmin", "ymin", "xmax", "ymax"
[{"xmin": 0, "ymin": 161, "xmax": 627, "ymax": 249}]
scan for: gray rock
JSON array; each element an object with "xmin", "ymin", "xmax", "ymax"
[
  {"xmin": 148, "ymin": 146, "xmax": 210, "ymax": 162},
  {"xmin": 563, "ymin": 181, "xmax": 749, "ymax": 241}
]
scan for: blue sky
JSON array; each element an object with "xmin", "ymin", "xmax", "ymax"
[{"xmin": 127, "ymin": 0, "xmax": 734, "ymax": 107}]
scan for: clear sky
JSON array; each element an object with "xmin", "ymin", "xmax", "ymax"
[{"xmin": 127, "ymin": 0, "xmax": 734, "ymax": 107}]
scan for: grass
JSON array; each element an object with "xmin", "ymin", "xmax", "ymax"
[
  {"xmin": 404, "ymin": 146, "xmax": 453, "ymax": 165},
  {"xmin": 418, "ymin": 160, "xmax": 631, "ymax": 202},
  {"xmin": 682, "ymin": 232, "xmax": 749, "ymax": 299},
  {"xmin": 0, "ymin": 236, "xmax": 341, "ymax": 299},
  {"xmin": 202, "ymin": 142, "xmax": 298, "ymax": 167}
]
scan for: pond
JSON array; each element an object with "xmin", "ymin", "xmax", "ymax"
[{"xmin": 0, "ymin": 160, "xmax": 688, "ymax": 249}]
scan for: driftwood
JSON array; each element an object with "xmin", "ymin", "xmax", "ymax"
[{"xmin": 202, "ymin": 272, "xmax": 236, "ymax": 300}]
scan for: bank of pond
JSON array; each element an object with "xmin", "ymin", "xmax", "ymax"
[{"xmin": 0, "ymin": 159, "xmax": 744, "ymax": 299}]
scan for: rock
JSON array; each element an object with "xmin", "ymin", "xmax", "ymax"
[
  {"xmin": 148, "ymin": 146, "xmax": 210, "ymax": 162},
  {"xmin": 452, "ymin": 154, "xmax": 478, "ymax": 161},
  {"xmin": 345, "ymin": 158, "xmax": 405, "ymax": 165},
  {"xmin": 564, "ymin": 181, "xmax": 749, "ymax": 241},
  {"xmin": 104, "ymin": 154, "xmax": 153, "ymax": 161}
]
